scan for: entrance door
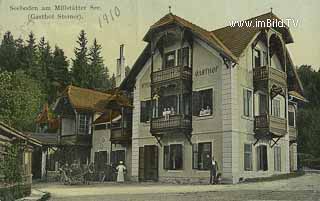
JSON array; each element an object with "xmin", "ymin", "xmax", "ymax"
[{"xmin": 140, "ymin": 145, "xmax": 158, "ymax": 181}]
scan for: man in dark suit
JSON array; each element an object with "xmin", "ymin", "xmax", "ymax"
[{"xmin": 210, "ymin": 156, "xmax": 218, "ymax": 184}]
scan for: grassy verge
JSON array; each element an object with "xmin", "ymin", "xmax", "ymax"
[{"xmin": 244, "ymin": 171, "xmax": 305, "ymax": 183}]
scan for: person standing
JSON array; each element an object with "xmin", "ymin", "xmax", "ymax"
[
  {"xmin": 210, "ymin": 156, "xmax": 218, "ymax": 184},
  {"xmin": 116, "ymin": 161, "xmax": 126, "ymax": 182}
]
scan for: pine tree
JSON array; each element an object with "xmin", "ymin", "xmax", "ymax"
[
  {"xmin": 50, "ymin": 46, "xmax": 70, "ymax": 102},
  {"xmin": 0, "ymin": 31, "xmax": 18, "ymax": 72},
  {"xmin": 25, "ymin": 32, "xmax": 39, "ymax": 79},
  {"xmin": 88, "ymin": 38, "xmax": 110, "ymax": 90},
  {"xmin": 71, "ymin": 30, "xmax": 89, "ymax": 88}
]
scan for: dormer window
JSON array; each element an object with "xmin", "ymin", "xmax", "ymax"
[{"xmin": 164, "ymin": 51, "xmax": 175, "ymax": 68}]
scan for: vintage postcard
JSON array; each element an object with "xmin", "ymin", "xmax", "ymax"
[{"xmin": 0, "ymin": 0, "xmax": 319, "ymax": 200}]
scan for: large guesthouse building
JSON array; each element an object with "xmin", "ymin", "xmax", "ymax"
[{"xmin": 110, "ymin": 11, "xmax": 306, "ymax": 184}]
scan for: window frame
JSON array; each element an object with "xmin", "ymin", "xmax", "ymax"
[
  {"xmin": 254, "ymin": 48, "xmax": 261, "ymax": 68},
  {"xmin": 243, "ymin": 88, "xmax": 253, "ymax": 118},
  {"xmin": 288, "ymin": 107, "xmax": 296, "ymax": 127},
  {"xmin": 192, "ymin": 142, "xmax": 212, "ymax": 170},
  {"xmin": 177, "ymin": 47, "xmax": 190, "ymax": 67},
  {"xmin": 272, "ymin": 98, "xmax": 281, "ymax": 118},
  {"xmin": 274, "ymin": 146, "xmax": 281, "ymax": 171},
  {"xmin": 164, "ymin": 51, "xmax": 176, "ymax": 68},
  {"xmin": 140, "ymin": 100, "xmax": 151, "ymax": 123},
  {"xmin": 257, "ymin": 145, "xmax": 268, "ymax": 171},
  {"xmin": 163, "ymin": 144, "xmax": 183, "ymax": 170},
  {"xmin": 244, "ymin": 144, "xmax": 253, "ymax": 171},
  {"xmin": 193, "ymin": 88, "xmax": 214, "ymax": 117},
  {"xmin": 78, "ymin": 113, "xmax": 90, "ymax": 134}
]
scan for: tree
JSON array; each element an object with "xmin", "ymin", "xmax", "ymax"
[
  {"xmin": 0, "ymin": 31, "xmax": 18, "ymax": 72},
  {"xmin": 50, "ymin": 46, "xmax": 70, "ymax": 102},
  {"xmin": 0, "ymin": 143, "xmax": 22, "ymax": 184},
  {"xmin": 71, "ymin": 30, "xmax": 89, "ymax": 88},
  {"xmin": 296, "ymin": 65, "xmax": 320, "ymax": 158},
  {"xmin": 0, "ymin": 70, "xmax": 43, "ymax": 131},
  {"xmin": 38, "ymin": 37, "xmax": 53, "ymax": 91},
  {"xmin": 88, "ymin": 38, "xmax": 111, "ymax": 90},
  {"xmin": 24, "ymin": 32, "xmax": 40, "ymax": 80}
]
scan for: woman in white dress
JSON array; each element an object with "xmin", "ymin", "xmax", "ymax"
[{"xmin": 116, "ymin": 161, "xmax": 126, "ymax": 182}]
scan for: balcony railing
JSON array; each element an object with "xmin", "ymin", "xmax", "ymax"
[
  {"xmin": 253, "ymin": 66, "xmax": 287, "ymax": 86},
  {"xmin": 255, "ymin": 114, "xmax": 287, "ymax": 137},
  {"xmin": 152, "ymin": 65, "xmax": 192, "ymax": 84},
  {"xmin": 151, "ymin": 114, "xmax": 192, "ymax": 133},
  {"xmin": 110, "ymin": 126, "xmax": 132, "ymax": 143},
  {"xmin": 289, "ymin": 127, "xmax": 297, "ymax": 142}
]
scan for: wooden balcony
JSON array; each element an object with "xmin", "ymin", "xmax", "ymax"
[
  {"xmin": 253, "ymin": 66, "xmax": 287, "ymax": 87},
  {"xmin": 254, "ymin": 114, "xmax": 287, "ymax": 137},
  {"xmin": 152, "ymin": 65, "xmax": 192, "ymax": 85},
  {"xmin": 289, "ymin": 126, "xmax": 297, "ymax": 142},
  {"xmin": 110, "ymin": 127, "xmax": 132, "ymax": 144},
  {"xmin": 150, "ymin": 114, "xmax": 192, "ymax": 134},
  {"xmin": 59, "ymin": 134, "xmax": 92, "ymax": 146}
]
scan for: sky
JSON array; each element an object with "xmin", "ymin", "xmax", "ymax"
[{"xmin": 0, "ymin": 0, "xmax": 319, "ymax": 73}]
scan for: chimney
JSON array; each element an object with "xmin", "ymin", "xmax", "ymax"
[{"xmin": 116, "ymin": 44, "xmax": 126, "ymax": 87}]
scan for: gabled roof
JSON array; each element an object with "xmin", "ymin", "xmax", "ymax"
[
  {"xmin": 212, "ymin": 12, "xmax": 293, "ymax": 58},
  {"xmin": 144, "ymin": 13, "xmax": 237, "ymax": 62},
  {"xmin": 60, "ymin": 85, "xmax": 112, "ymax": 112}
]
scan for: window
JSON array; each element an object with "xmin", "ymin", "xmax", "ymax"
[
  {"xmin": 262, "ymin": 51, "xmax": 268, "ymax": 66},
  {"xmin": 288, "ymin": 111, "xmax": 295, "ymax": 127},
  {"xmin": 94, "ymin": 151, "xmax": 108, "ymax": 171},
  {"xmin": 244, "ymin": 144, "xmax": 253, "ymax": 171},
  {"xmin": 193, "ymin": 89, "xmax": 213, "ymax": 117},
  {"xmin": 78, "ymin": 113, "xmax": 90, "ymax": 134},
  {"xmin": 159, "ymin": 95, "xmax": 179, "ymax": 117},
  {"xmin": 272, "ymin": 99, "xmax": 281, "ymax": 117},
  {"xmin": 192, "ymin": 142, "xmax": 212, "ymax": 170},
  {"xmin": 258, "ymin": 94, "xmax": 267, "ymax": 115},
  {"xmin": 178, "ymin": 47, "xmax": 189, "ymax": 67},
  {"xmin": 274, "ymin": 146, "xmax": 281, "ymax": 171},
  {"xmin": 163, "ymin": 144, "xmax": 183, "ymax": 170},
  {"xmin": 243, "ymin": 89, "xmax": 253, "ymax": 117},
  {"xmin": 257, "ymin": 145, "xmax": 268, "ymax": 171},
  {"xmin": 164, "ymin": 51, "xmax": 175, "ymax": 68},
  {"xmin": 254, "ymin": 49, "xmax": 261, "ymax": 68},
  {"xmin": 140, "ymin": 100, "xmax": 151, "ymax": 122},
  {"xmin": 111, "ymin": 150, "xmax": 125, "ymax": 165}
]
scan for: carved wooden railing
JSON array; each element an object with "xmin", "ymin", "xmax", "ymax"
[
  {"xmin": 255, "ymin": 114, "xmax": 287, "ymax": 137},
  {"xmin": 151, "ymin": 114, "xmax": 191, "ymax": 133},
  {"xmin": 110, "ymin": 126, "xmax": 132, "ymax": 142},
  {"xmin": 253, "ymin": 66, "xmax": 287, "ymax": 86},
  {"xmin": 152, "ymin": 65, "xmax": 192, "ymax": 84}
]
